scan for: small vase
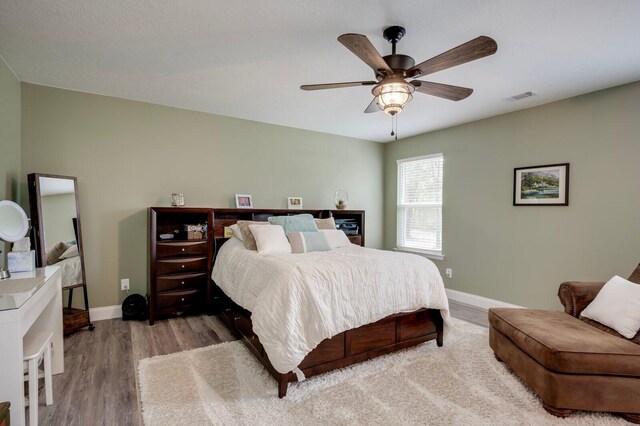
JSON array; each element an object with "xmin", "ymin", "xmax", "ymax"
[{"xmin": 334, "ymin": 190, "xmax": 348, "ymax": 210}]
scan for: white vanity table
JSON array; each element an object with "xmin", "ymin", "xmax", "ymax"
[{"xmin": 0, "ymin": 266, "xmax": 63, "ymax": 426}]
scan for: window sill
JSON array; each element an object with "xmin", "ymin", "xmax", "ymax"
[{"xmin": 393, "ymin": 247, "xmax": 444, "ymax": 261}]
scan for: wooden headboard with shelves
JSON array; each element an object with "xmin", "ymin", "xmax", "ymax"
[{"xmin": 211, "ymin": 208, "xmax": 365, "ymax": 260}]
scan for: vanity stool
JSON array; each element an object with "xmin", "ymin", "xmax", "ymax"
[{"xmin": 23, "ymin": 332, "xmax": 53, "ymax": 425}]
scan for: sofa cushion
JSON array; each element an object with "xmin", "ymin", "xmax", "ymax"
[{"xmin": 489, "ymin": 308, "xmax": 640, "ymax": 377}]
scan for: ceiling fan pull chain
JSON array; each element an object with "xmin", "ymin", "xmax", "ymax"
[
  {"xmin": 394, "ymin": 114, "xmax": 398, "ymax": 140},
  {"xmin": 390, "ymin": 115, "xmax": 395, "ymax": 138}
]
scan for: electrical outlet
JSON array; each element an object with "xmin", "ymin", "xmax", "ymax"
[
  {"xmin": 121, "ymin": 278, "xmax": 130, "ymax": 291},
  {"xmin": 445, "ymin": 268, "xmax": 453, "ymax": 279}
]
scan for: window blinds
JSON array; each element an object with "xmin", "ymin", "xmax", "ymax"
[{"xmin": 397, "ymin": 154, "xmax": 443, "ymax": 254}]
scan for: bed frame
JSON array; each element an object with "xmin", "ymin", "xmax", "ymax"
[{"xmin": 210, "ymin": 208, "xmax": 444, "ymax": 398}]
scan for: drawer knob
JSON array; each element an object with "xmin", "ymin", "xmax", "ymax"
[
  {"xmin": 181, "ymin": 248, "xmax": 185, "ymax": 252},
  {"xmin": 181, "ymin": 297, "xmax": 185, "ymax": 301},
  {"xmin": 181, "ymin": 281, "xmax": 185, "ymax": 285},
  {"xmin": 181, "ymin": 265, "xmax": 185, "ymax": 268}
]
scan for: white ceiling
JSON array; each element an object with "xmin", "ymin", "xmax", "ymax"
[{"xmin": 1, "ymin": 1, "xmax": 639, "ymax": 142}]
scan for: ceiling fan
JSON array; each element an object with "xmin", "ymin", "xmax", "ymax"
[{"xmin": 301, "ymin": 26, "xmax": 497, "ymax": 116}]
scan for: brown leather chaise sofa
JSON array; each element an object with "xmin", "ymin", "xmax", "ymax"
[{"xmin": 488, "ymin": 264, "xmax": 640, "ymax": 423}]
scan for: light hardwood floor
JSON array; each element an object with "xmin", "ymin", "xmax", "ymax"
[{"xmin": 36, "ymin": 315, "xmax": 237, "ymax": 426}]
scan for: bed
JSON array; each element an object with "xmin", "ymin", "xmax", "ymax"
[{"xmin": 210, "ymin": 209, "xmax": 450, "ymax": 397}]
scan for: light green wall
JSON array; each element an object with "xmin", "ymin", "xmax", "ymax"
[
  {"xmin": 0, "ymin": 56, "xmax": 21, "ymax": 268},
  {"xmin": 21, "ymin": 83, "xmax": 384, "ymax": 308},
  {"xmin": 384, "ymin": 81, "xmax": 640, "ymax": 310}
]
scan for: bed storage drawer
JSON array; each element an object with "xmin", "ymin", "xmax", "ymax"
[
  {"xmin": 398, "ymin": 309, "xmax": 437, "ymax": 341},
  {"xmin": 298, "ymin": 333, "xmax": 345, "ymax": 369},
  {"xmin": 156, "ymin": 256, "xmax": 207, "ymax": 275},
  {"xmin": 234, "ymin": 314, "xmax": 264, "ymax": 354},
  {"xmin": 156, "ymin": 289, "xmax": 203, "ymax": 312},
  {"xmin": 346, "ymin": 317, "xmax": 396, "ymax": 356},
  {"xmin": 157, "ymin": 241, "xmax": 208, "ymax": 258},
  {"xmin": 156, "ymin": 272, "xmax": 206, "ymax": 292}
]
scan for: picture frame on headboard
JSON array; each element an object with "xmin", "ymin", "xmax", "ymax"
[
  {"xmin": 287, "ymin": 196, "xmax": 303, "ymax": 210},
  {"xmin": 235, "ymin": 194, "xmax": 253, "ymax": 208},
  {"xmin": 513, "ymin": 163, "xmax": 569, "ymax": 206}
]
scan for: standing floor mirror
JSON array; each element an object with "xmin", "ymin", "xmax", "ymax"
[{"xmin": 28, "ymin": 173, "xmax": 94, "ymax": 334}]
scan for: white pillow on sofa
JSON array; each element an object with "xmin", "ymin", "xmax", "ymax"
[
  {"xmin": 249, "ymin": 224, "xmax": 291, "ymax": 254},
  {"xmin": 581, "ymin": 275, "xmax": 640, "ymax": 339}
]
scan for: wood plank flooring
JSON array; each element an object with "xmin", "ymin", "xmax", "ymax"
[{"xmin": 36, "ymin": 315, "xmax": 237, "ymax": 426}]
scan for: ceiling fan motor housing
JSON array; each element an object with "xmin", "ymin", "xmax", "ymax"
[{"xmin": 382, "ymin": 55, "xmax": 415, "ymax": 73}]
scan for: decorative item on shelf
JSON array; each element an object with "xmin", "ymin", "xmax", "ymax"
[
  {"xmin": 513, "ymin": 163, "xmax": 570, "ymax": 206},
  {"xmin": 335, "ymin": 219, "xmax": 359, "ymax": 235},
  {"xmin": 235, "ymin": 194, "xmax": 253, "ymax": 209},
  {"xmin": 287, "ymin": 196, "xmax": 303, "ymax": 210},
  {"xmin": 334, "ymin": 190, "xmax": 349, "ymax": 210},
  {"xmin": 184, "ymin": 223, "xmax": 207, "ymax": 240},
  {"xmin": 171, "ymin": 193, "xmax": 185, "ymax": 207}
]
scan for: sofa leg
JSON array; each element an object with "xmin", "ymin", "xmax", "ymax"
[
  {"xmin": 493, "ymin": 353, "xmax": 503, "ymax": 362},
  {"xmin": 621, "ymin": 413, "xmax": 640, "ymax": 424},
  {"xmin": 542, "ymin": 402, "xmax": 574, "ymax": 418}
]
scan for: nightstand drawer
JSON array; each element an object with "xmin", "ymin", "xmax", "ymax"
[
  {"xmin": 157, "ymin": 272, "xmax": 206, "ymax": 292},
  {"xmin": 156, "ymin": 289, "xmax": 203, "ymax": 311},
  {"xmin": 156, "ymin": 257, "xmax": 207, "ymax": 276},
  {"xmin": 157, "ymin": 241, "xmax": 207, "ymax": 258}
]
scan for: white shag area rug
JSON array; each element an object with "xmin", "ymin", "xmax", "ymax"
[{"xmin": 138, "ymin": 319, "xmax": 626, "ymax": 425}]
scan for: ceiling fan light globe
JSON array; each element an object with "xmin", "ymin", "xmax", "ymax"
[{"xmin": 374, "ymin": 81, "xmax": 414, "ymax": 115}]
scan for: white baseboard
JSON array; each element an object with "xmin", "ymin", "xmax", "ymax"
[
  {"xmin": 446, "ymin": 289, "xmax": 522, "ymax": 327},
  {"xmin": 90, "ymin": 305, "xmax": 122, "ymax": 321},
  {"xmin": 446, "ymin": 288, "xmax": 522, "ymax": 310},
  {"xmin": 89, "ymin": 291, "xmax": 519, "ymax": 323}
]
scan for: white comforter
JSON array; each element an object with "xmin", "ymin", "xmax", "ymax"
[
  {"xmin": 59, "ymin": 256, "xmax": 82, "ymax": 287},
  {"xmin": 212, "ymin": 238, "xmax": 451, "ymax": 375}
]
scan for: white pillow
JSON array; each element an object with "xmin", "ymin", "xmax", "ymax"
[
  {"xmin": 320, "ymin": 229, "xmax": 352, "ymax": 249},
  {"xmin": 230, "ymin": 224, "xmax": 243, "ymax": 241},
  {"xmin": 59, "ymin": 244, "xmax": 79, "ymax": 259},
  {"xmin": 581, "ymin": 275, "xmax": 640, "ymax": 338},
  {"xmin": 249, "ymin": 224, "xmax": 291, "ymax": 254}
]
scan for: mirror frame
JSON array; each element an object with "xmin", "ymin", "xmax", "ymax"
[{"xmin": 27, "ymin": 173, "xmax": 87, "ymax": 288}]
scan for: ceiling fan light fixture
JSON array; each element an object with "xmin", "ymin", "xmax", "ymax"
[{"xmin": 373, "ymin": 81, "xmax": 414, "ymax": 115}]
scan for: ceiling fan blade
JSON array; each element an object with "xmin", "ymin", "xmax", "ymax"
[
  {"xmin": 408, "ymin": 36, "xmax": 497, "ymax": 78},
  {"xmin": 300, "ymin": 81, "xmax": 377, "ymax": 91},
  {"xmin": 412, "ymin": 81, "xmax": 473, "ymax": 101},
  {"xmin": 338, "ymin": 34, "xmax": 392, "ymax": 75},
  {"xmin": 364, "ymin": 98, "xmax": 380, "ymax": 113}
]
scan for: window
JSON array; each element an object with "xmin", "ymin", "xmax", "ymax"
[{"xmin": 396, "ymin": 153, "xmax": 443, "ymax": 257}]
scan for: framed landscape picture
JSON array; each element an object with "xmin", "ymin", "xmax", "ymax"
[{"xmin": 513, "ymin": 163, "xmax": 569, "ymax": 206}]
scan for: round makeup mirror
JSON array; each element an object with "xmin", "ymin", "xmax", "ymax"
[{"xmin": 0, "ymin": 200, "xmax": 29, "ymax": 242}]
